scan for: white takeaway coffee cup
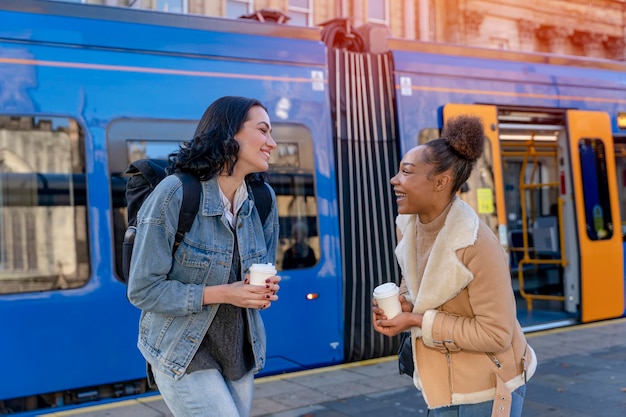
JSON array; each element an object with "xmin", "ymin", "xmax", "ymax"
[
  {"xmin": 373, "ymin": 282, "xmax": 402, "ymax": 319},
  {"xmin": 249, "ymin": 263, "xmax": 277, "ymax": 286}
]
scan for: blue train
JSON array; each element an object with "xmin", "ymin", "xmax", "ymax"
[{"xmin": 1, "ymin": 0, "xmax": 625, "ymax": 413}]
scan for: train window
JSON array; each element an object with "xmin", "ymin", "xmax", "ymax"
[
  {"xmin": 0, "ymin": 116, "xmax": 89, "ymax": 295},
  {"xmin": 418, "ymin": 125, "xmax": 498, "ymax": 230},
  {"xmin": 267, "ymin": 125, "xmax": 319, "ymax": 270},
  {"xmin": 108, "ymin": 119, "xmax": 202, "ymax": 281},
  {"xmin": 579, "ymin": 138, "xmax": 613, "ymax": 241},
  {"xmin": 108, "ymin": 120, "xmax": 319, "ymax": 278}
]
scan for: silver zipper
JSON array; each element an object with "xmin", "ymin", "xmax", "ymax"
[{"xmin": 487, "ymin": 352, "xmax": 502, "ymax": 369}]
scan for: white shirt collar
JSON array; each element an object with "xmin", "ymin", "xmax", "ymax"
[{"xmin": 219, "ymin": 181, "xmax": 249, "ymax": 227}]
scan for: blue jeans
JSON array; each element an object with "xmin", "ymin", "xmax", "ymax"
[
  {"xmin": 430, "ymin": 385, "xmax": 526, "ymax": 417},
  {"xmin": 153, "ymin": 367, "xmax": 255, "ymax": 417}
]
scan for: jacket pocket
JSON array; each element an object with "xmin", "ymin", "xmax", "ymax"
[{"xmin": 171, "ymin": 242, "xmax": 212, "ymax": 285}]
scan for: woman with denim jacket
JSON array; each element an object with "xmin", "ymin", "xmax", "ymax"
[
  {"xmin": 127, "ymin": 96, "xmax": 281, "ymax": 417},
  {"xmin": 373, "ymin": 115, "xmax": 536, "ymax": 417}
]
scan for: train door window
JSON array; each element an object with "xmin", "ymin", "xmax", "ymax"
[
  {"xmin": 0, "ymin": 116, "xmax": 89, "ymax": 295},
  {"xmin": 460, "ymin": 136, "xmax": 498, "ymax": 231},
  {"xmin": 614, "ymin": 137, "xmax": 626, "ymax": 240},
  {"xmin": 579, "ymin": 138, "xmax": 613, "ymax": 241},
  {"xmin": 108, "ymin": 120, "xmax": 319, "ymax": 279},
  {"xmin": 419, "ymin": 125, "xmax": 497, "ymax": 229}
]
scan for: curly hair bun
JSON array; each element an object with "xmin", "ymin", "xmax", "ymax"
[{"xmin": 442, "ymin": 115, "xmax": 485, "ymax": 162}]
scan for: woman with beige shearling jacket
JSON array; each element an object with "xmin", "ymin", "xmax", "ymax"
[{"xmin": 373, "ymin": 115, "xmax": 536, "ymax": 417}]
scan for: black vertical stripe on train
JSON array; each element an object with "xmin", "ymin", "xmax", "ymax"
[{"xmin": 329, "ymin": 47, "xmax": 402, "ymax": 362}]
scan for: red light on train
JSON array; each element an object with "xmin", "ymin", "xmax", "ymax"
[
  {"xmin": 306, "ymin": 293, "xmax": 319, "ymax": 300},
  {"xmin": 560, "ymin": 171, "xmax": 566, "ymax": 195}
]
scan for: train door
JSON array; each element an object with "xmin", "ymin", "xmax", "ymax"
[{"xmin": 565, "ymin": 111, "xmax": 624, "ymax": 322}]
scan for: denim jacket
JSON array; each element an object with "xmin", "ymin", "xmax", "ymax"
[{"xmin": 127, "ymin": 175, "xmax": 279, "ymax": 380}]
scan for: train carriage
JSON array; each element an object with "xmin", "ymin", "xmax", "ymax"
[
  {"xmin": 0, "ymin": 0, "xmax": 343, "ymax": 411},
  {"xmin": 0, "ymin": 0, "xmax": 624, "ymax": 413}
]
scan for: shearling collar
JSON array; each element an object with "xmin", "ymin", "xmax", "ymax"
[{"xmin": 395, "ymin": 197, "xmax": 479, "ymax": 315}]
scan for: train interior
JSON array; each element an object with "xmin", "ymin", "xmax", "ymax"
[{"xmin": 496, "ymin": 108, "xmax": 570, "ymax": 328}]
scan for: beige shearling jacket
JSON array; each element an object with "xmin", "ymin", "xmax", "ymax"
[{"xmin": 395, "ymin": 198, "xmax": 537, "ymax": 417}]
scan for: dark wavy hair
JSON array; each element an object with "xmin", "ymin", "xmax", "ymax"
[
  {"xmin": 423, "ymin": 115, "xmax": 485, "ymax": 195},
  {"xmin": 168, "ymin": 96, "xmax": 268, "ymax": 182}
]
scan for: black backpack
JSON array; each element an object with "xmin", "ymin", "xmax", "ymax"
[{"xmin": 121, "ymin": 158, "xmax": 272, "ymax": 283}]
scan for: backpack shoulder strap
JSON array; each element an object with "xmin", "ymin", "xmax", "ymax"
[
  {"xmin": 250, "ymin": 181, "xmax": 272, "ymax": 226},
  {"xmin": 173, "ymin": 172, "xmax": 201, "ymax": 252}
]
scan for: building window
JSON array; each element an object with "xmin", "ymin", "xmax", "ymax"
[
  {"xmin": 287, "ymin": 0, "xmax": 312, "ymax": 26},
  {"xmin": 490, "ymin": 37, "xmax": 509, "ymax": 50},
  {"xmin": 226, "ymin": 0, "xmax": 252, "ymax": 19},
  {"xmin": 155, "ymin": 0, "xmax": 187, "ymax": 13},
  {"xmin": 368, "ymin": 0, "xmax": 388, "ymax": 24}
]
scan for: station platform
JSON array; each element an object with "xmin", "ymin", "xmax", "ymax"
[{"xmin": 39, "ymin": 318, "xmax": 626, "ymax": 417}]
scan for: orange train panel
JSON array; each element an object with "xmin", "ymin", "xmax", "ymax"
[{"xmin": 566, "ymin": 110, "xmax": 624, "ymax": 322}]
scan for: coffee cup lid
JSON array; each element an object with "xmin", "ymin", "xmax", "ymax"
[
  {"xmin": 373, "ymin": 282, "xmax": 399, "ymax": 298},
  {"xmin": 250, "ymin": 263, "xmax": 276, "ymax": 273}
]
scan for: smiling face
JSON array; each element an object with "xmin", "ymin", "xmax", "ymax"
[
  {"xmin": 390, "ymin": 146, "xmax": 435, "ymax": 215},
  {"xmin": 233, "ymin": 105, "xmax": 276, "ymax": 177},
  {"xmin": 390, "ymin": 146, "xmax": 452, "ymax": 222}
]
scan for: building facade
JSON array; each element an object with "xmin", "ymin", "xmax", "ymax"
[{"xmin": 65, "ymin": 0, "xmax": 626, "ymax": 60}]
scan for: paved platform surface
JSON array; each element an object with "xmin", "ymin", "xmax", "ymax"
[{"xmin": 39, "ymin": 318, "xmax": 626, "ymax": 417}]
